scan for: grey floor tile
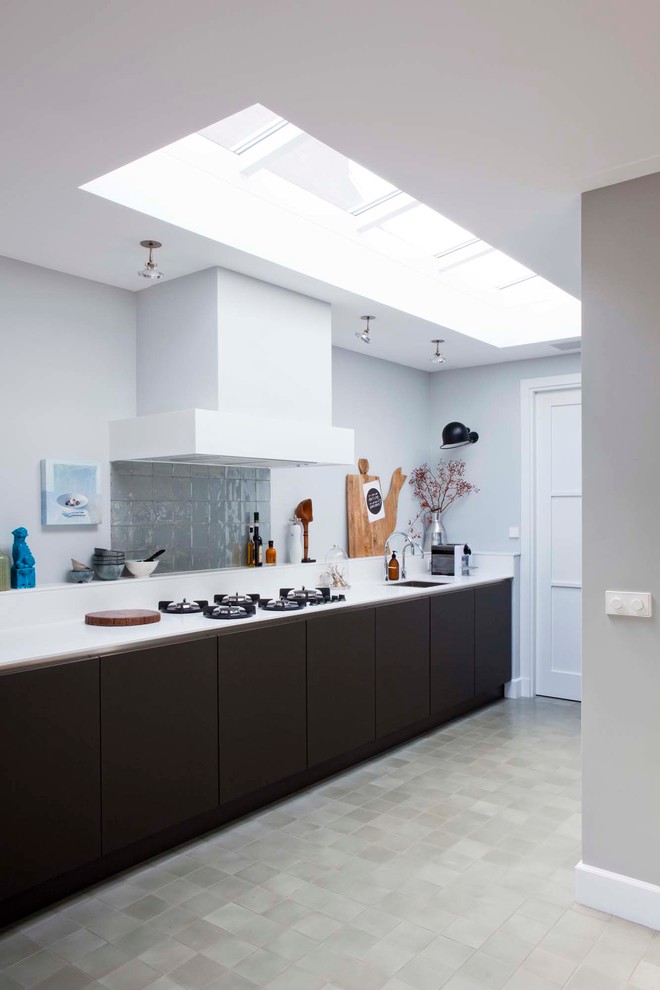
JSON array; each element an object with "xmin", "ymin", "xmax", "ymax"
[{"xmin": 5, "ymin": 949, "xmax": 66, "ymax": 988}]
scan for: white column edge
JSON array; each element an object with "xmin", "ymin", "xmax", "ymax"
[{"xmin": 576, "ymin": 860, "xmax": 660, "ymax": 931}]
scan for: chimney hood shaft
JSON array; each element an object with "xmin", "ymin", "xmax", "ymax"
[{"xmin": 110, "ymin": 268, "xmax": 354, "ymax": 467}]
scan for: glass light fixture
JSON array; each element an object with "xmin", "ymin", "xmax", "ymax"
[
  {"xmin": 355, "ymin": 314, "xmax": 375, "ymax": 344},
  {"xmin": 137, "ymin": 239, "xmax": 164, "ymax": 280},
  {"xmin": 430, "ymin": 339, "xmax": 446, "ymax": 364}
]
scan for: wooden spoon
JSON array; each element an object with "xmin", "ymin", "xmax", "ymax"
[{"xmin": 295, "ymin": 498, "xmax": 314, "ymax": 562}]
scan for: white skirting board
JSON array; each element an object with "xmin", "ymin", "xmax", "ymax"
[
  {"xmin": 576, "ymin": 860, "xmax": 660, "ymax": 931},
  {"xmin": 504, "ymin": 677, "xmax": 530, "ymax": 699}
]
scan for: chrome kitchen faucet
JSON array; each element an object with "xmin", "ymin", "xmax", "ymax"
[{"xmin": 383, "ymin": 531, "xmax": 424, "ymax": 580}]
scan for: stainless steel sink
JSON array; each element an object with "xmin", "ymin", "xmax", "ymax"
[{"xmin": 388, "ymin": 579, "xmax": 452, "ymax": 588}]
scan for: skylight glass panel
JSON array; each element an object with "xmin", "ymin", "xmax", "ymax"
[
  {"xmin": 200, "ymin": 104, "xmax": 284, "ymax": 153},
  {"xmin": 436, "ymin": 241, "xmax": 492, "ymax": 270},
  {"xmin": 498, "ymin": 275, "xmax": 557, "ymax": 305},
  {"xmin": 380, "ymin": 204, "xmax": 475, "ymax": 256},
  {"xmin": 442, "ymin": 249, "xmax": 535, "ymax": 289},
  {"xmin": 260, "ymin": 134, "xmax": 398, "ymax": 213}
]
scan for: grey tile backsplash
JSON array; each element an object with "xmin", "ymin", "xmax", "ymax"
[{"xmin": 110, "ymin": 462, "xmax": 270, "ymax": 572}]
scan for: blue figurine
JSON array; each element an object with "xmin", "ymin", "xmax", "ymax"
[{"xmin": 11, "ymin": 527, "xmax": 36, "ymax": 589}]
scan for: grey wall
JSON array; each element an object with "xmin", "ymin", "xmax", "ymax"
[
  {"xmin": 270, "ymin": 347, "xmax": 432, "ymax": 560},
  {"xmin": 428, "ymin": 353, "xmax": 581, "ymax": 550},
  {"xmin": 582, "ymin": 173, "xmax": 660, "ymax": 885},
  {"xmin": 110, "ymin": 462, "xmax": 270, "ymax": 572},
  {"xmin": 0, "ymin": 256, "xmax": 136, "ymax": 584}
]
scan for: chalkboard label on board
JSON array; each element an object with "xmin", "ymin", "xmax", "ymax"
[{"xmin": 363, "ymin": 480, "xmax": 385, "ymax": 522}]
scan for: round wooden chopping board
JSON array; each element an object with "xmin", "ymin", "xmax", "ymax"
[{"xmin": 85, "ymin": 609, "xmax": 161, "ymax": 627}]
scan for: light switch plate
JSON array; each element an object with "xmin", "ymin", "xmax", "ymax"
[
  {"xmin": 509, "ymin": 526, "xmax": 520, "ymax": 539},
  {"xmin": 606, "ymin": 591, "xmax": 652, "ymax": 617}
]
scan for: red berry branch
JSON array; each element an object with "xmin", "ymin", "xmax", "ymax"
[{"xmin": 408, "ymin": 459, "xmax": 479, "ymax": 534}]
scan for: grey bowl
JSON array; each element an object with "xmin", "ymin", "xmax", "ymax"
[
  {"xmin": 93, "ymin": 563, "xmax": 125, "ymax": 581},
  {"xmin": 69, "ymin": 569, "xmax": 94, "ymax": 583}
]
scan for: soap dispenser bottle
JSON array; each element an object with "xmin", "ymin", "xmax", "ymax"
[{"xmin": 388, "ymin": 551, "xmax": 400, "ymax": 582}]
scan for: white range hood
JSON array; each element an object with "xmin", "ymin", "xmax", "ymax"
[{"xmin": 110, "ymin": 267, "xmax": 354, "ymax": 467}]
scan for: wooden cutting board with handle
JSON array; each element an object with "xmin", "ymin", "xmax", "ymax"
[
  {"xmin": 346, "ymin": 458, "xmax": 407, "ymax": 558},
  {"xmin": 85, "ymin": 609, "xmax": 161, "ymax": 627}
]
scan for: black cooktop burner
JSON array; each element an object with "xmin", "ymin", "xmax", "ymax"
[
  {"xmin": 203, "ymin": 603, "xmax": 252, "ymax": 620},
  {"xmin": 159, "ymin": 598, "xmax": 209, "ymax": 614},
  {"xmin": 213, "ymin": 593, "xmax": 258, "ymax": 615},
  {"xmin": 281, "ymin": 586, "xmax": 331, "ymax": 605},
  {"xmin": 260, "ymin": 596, "xmax": 306, "ymax": 611}
]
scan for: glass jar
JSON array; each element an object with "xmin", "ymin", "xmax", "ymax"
[{"xmin": 325, "ymin": 545, "xmax": 350, "ymax": 590}]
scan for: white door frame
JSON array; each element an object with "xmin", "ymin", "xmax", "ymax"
[{"xmin": 520, "ymin": 373, "xmax": 582, "ymax": 698}]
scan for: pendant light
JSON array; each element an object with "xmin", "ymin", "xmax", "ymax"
[
  {"xmin": 137, "ymin": 240, "xmax": 164, "ymax": 281},
  {"xmin": 355, "ymin": 315, "xmax": 375, "ymax": 344},
  {"xmin": 430, "ymin": 339, "xmax": 446, "ymax": 365}
]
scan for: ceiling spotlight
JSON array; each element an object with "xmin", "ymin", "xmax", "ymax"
[
  {"xmin": 355, "ymin": 315, "xmax": 375, "ymax": 344},
  {"xmin": 430, "ymin": 339, "xmax": 446, "ymax": 365},
  {"xmin": 137, "ymin": 240, "xmax": 164, "ymax": 281}
]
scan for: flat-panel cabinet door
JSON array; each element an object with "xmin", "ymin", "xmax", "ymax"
[
  {"xmin": 101, "ymin": 639, "xmax": 218, "ymax": 853},
  {"xmin": 475, "ymin": 582, "xmax": 512, "ymax": 694},
  {"xmin": 219, "ymin": 622, "xmax": 306, "ymax": 803},
  {"xmin": 307, "ymin": 609, "xmax": 375, "ymax": 766},
  {"xmin": 0, "ymin": 659, "xmax": 101, "ymax": 899},
  {"xmin": 430, "ymin": 590, "xmax": 475, "ymax": 713},
  {"xmin": 376, "ymin": 598, "xmax": 430, "ymax": 738}
]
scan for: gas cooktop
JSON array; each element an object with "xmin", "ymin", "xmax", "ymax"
[{"xmin": 158, "ymin": 587, "xmax": 345, "ymax": 622}]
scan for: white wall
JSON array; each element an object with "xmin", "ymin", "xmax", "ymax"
[
  {"xmin": 270, "ymin": 347, "xmax": 431, "ymax": 562},
  {"xmin": 428, "ymin": 353, "xmax": 581, "ymax": 551},
  {"xmin": 137, "ymin": 267, "xmax": 219, "ymax": 415},
  {"xmin": 0, "ymin": 256, "xmax": 136, "ymax": 584},
  {"xmin": 216, "ymin": 269, "xmax": 333, "ymax": 426},
  {"xmin": 580, "ymin": 173, "xmax": 660, "ymax": 909}
]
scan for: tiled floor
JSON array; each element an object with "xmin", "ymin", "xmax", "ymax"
[{"xmin": 2, "ymin": 698, "xmax": 659, "ymax": 990}]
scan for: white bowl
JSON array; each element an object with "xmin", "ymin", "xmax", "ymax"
[{"xmin": 125, "ymin": 560, "xmax": 159, "ymax": 578}]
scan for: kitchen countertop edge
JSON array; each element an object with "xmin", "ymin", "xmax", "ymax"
[{"xmin": 0, "ymin": 575, "xmax": 511, "ymax": 674}]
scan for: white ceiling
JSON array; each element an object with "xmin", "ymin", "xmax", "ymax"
[{"xmin": 1, "ymin": 1, "xmax": 657, "ymax": 369}]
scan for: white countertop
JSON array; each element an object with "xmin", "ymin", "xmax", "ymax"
[{"xmin": 0, "ymin": 571, "xmax": 511, "ymax": 673}]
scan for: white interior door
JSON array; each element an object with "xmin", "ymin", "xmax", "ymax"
[{"xmin": 535, "ymin": 386, "xmax": 582, "ymax": 701}]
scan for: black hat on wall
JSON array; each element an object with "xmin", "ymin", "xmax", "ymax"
[{"xmin": 441, "ymin": 422, "xmax": 479, "ymax": 449}]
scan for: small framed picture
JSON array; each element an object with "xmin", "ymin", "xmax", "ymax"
[{"xmin": 41, "ymin": 460, "xmax": 102, "ymax": 526}]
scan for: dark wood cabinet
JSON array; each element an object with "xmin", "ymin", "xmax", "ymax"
[
  {"xmin": 376, "ymin": 598, "xmax": 430, "ymax": 738},
  {"xmin": 307, "ymin": 608, "xmax": 375, "ymax": 766},
  {"xmin": 0, "ymin": 659, "xmax": 101, "ymax": 899},
  {"xmin": 475, "ymin": 582, "xmax": 512, "ymax": 694},
  {"xmin": 430, "ymin": 590, "xmax": 475, "ymax": 712},
  {"xmin": 218, "ymin": 622, "xmax": 306, "ymax": 803},
  {"xmin": 101, "ymin": 638, "xmax": 218, "ymax": 854}
]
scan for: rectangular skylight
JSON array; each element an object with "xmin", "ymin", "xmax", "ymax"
[{"xmin": 81, "ymin": 102, "xmax": 581, "ymax": 347}]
